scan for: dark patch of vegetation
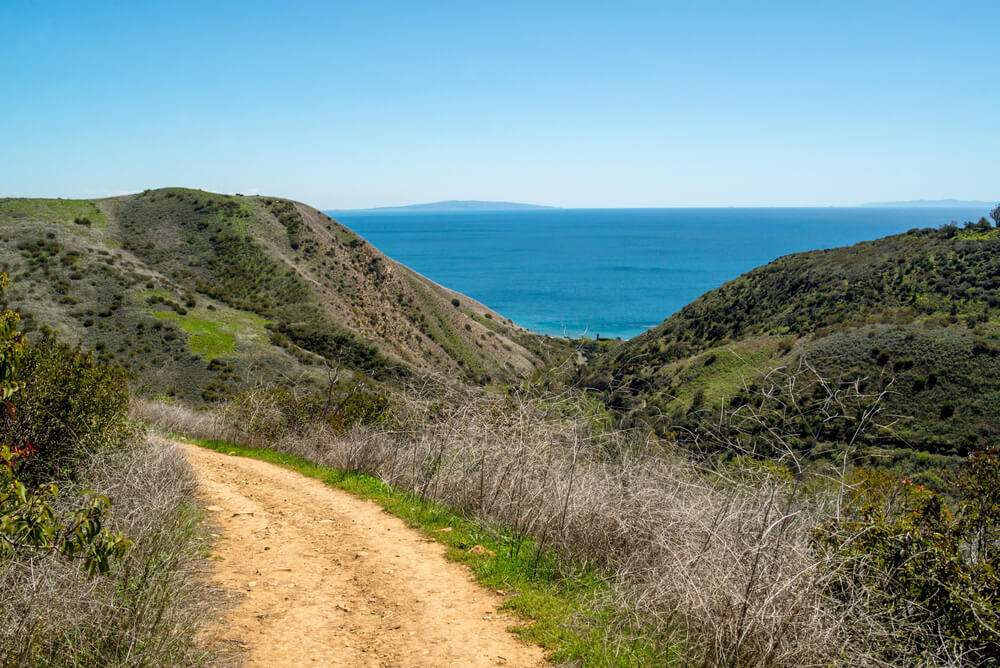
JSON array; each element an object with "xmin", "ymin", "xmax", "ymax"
[
  {"xmin": 6, "ymin": 332, "xmax": 132, "ymax": 483},
  {"xmin": 146, "ymin": 293, "xmax": 188, "ymax": 315},
  {"xmin": 272, "ymin": 320, "xmax": 408, "ymax": 381},
  {"xmin": 266, "ymin": 199, "xmax": 305, "ymax": 249}
]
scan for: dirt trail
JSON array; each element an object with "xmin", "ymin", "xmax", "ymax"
[{"xmin": 177, "ymin": 440, "xmax": 547, "ymax": 668}]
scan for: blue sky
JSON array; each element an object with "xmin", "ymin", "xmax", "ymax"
[{"xmin": 1, "ymin": 1, "xmax": 997, "ymax": 208}]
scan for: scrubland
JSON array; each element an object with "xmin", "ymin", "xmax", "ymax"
[
  {"xmin": 136, "ymin": 362, "xmax": 999, "ymax": 666},
  {"xmin": 1, "ymin": 274, "xmax": 213, "ymax": 667},
  {"xmin": 0, "ymin": 439, "xmax": 208, "ymax": 666}
]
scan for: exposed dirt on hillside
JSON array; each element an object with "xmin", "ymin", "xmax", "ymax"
[{"xmin": 179, "ymin": 440, "xmax": 547, "ymax": 667}]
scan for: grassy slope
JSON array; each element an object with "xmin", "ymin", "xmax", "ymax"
[
  {"xmin": 582, "ymin": 223, "xmax": 1000, "ymax": 464},
  {"xmin": 0, "ymin": 189, "xmax": 567, "ymax": 402}
]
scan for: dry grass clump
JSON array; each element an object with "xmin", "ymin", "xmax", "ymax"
[
  {"xmin": 0, "ymin": 436, "xmax": 210, "ymax": 667},
  {"xmin": 135, "ymin": 396, "xmax": 230, "ymax": 441},
  {"xmin": 131, "ymin": 370, "xmax": 952, "ymax": 666}
]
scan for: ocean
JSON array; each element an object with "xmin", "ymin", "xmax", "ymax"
[{"xmin": 330, "ymin": 207, "xmax": 990, "ymax": 340}]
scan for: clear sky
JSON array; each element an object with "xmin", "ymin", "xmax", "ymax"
[{"xmin": 1, "ymin": 1, "xmax": 997, "ymax": 208}]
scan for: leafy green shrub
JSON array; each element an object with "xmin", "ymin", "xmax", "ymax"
[
  {"xmin": 813, "ymin": 453, "xmax": 1000, "ymax": 663},
  {"xmin": 0, "ymin": 277, "xmax": 24, "ymax": 404},
  {"xmin": 223, "ymin": 379, "xmax": 399, "ymax": 444},
  {"xmin": 4, "ymin": 332, "xmax": 131, "ymax": 483},
  {"xmin": 0, "ymin": 444, "xmax": 129, "ymax": 576},
  {"xmin": 326, "ymin": 386, "xmax": 393, "ymax": 433},
  {"xmin": 0, "ymin": 273, "xmax": 130, "ymax": 575}
]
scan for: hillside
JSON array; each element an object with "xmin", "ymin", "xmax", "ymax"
[
  {"xmin": 581, "ymin": 218, "xmax": 1000, "ymax": 470},
  {"xmin": 0, "ymin": 189, "xmax": 565, "ymax": 402}
]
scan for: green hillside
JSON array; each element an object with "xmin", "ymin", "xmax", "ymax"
[
  {"xmin": 0, "ymin": 189, "xmax": 566, "ymax": 402},
  {"xmin": 581, "ymin": 217, "xmax": 1000, "ymax": 471}
]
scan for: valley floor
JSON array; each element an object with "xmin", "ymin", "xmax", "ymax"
[{"xmin": 176, "ymin": 439, "xmax": 546, "ymax": 667}]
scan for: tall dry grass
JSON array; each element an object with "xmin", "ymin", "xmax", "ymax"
[
  {"xmin": 132, "ymin": 367, "xmax": 937, "ymax": 666},
  {"xmin": 0, "ymin": 435, "xmax": 211, "ymax": 667}
]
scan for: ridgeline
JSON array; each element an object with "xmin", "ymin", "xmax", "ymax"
[{"xmin": 0, "ymin": 188, "xmax": 566, "ymax": 403}]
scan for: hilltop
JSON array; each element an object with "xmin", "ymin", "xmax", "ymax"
[
  {"xmin": 581, "ymin": 217, "xmax": 1000, "ymax": 473},
  {"xmin": 0, "ymin": 189, "xmax": 566, "ymax": 402}
]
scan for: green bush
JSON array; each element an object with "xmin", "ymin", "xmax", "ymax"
[
  {"xmin": 326, "ymin": 386, "xmax": 393, "ymax": 433},
  {"xmin": 0, "ymin": 273, "xmax": 130, "ymax": 575},
  {"xmin": 4, "ymin": 333, "xmax": 131, "ymax": 483},
  {"xmin": 813, "ymin": 453, "xmax": 1000, "ymax": 663},
  {"xmin": 224, "ymin": 380, "xmax": 398, "ymax": 443}
]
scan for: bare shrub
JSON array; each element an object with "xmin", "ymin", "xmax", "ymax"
[
  {"xmin": 0, "ymin": 435, "xmax": 210, "ymax": 666},
  {"xmin": 131, "ymin": 397, "xmax": 232, "ymax": 442}
]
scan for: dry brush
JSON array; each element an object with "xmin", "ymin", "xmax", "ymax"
[
  {"xmin": 0, "ymin": 436, "xmax": 211, "ymax": 667},
  {"xmin": 134, "ymin": 365, "xmax": 976, "ymax": 666}
]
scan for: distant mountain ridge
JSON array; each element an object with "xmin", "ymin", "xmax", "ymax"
[
  {"xmin": 860, "ymin": 199, "xmax": 995, "ymax": 208},
  {"xmin": 330, "ymin": 200, "xmax": 559, "ymax": 213}
]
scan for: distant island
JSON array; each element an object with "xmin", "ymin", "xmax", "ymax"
[
  {"xmin": 860, "ymin": 198, "xmax": 995, "ymax": 208},
  {"xmin": 329, "ymin": 200, "xmax": 559, "ymax": 213}
]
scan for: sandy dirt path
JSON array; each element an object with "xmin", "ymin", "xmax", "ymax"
[{"xmin": 177, "ymin": 441, "xmax": 547, "ymax": 668}]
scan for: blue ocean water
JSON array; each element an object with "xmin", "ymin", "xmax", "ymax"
[{"xmin": 330, "ymin": 208, "xmax": 990, "ymax": 340}]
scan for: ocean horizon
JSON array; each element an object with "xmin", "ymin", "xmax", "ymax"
[{"xmin": 332, "ymin": 207, "xmax": 993, "ymax": 340}]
